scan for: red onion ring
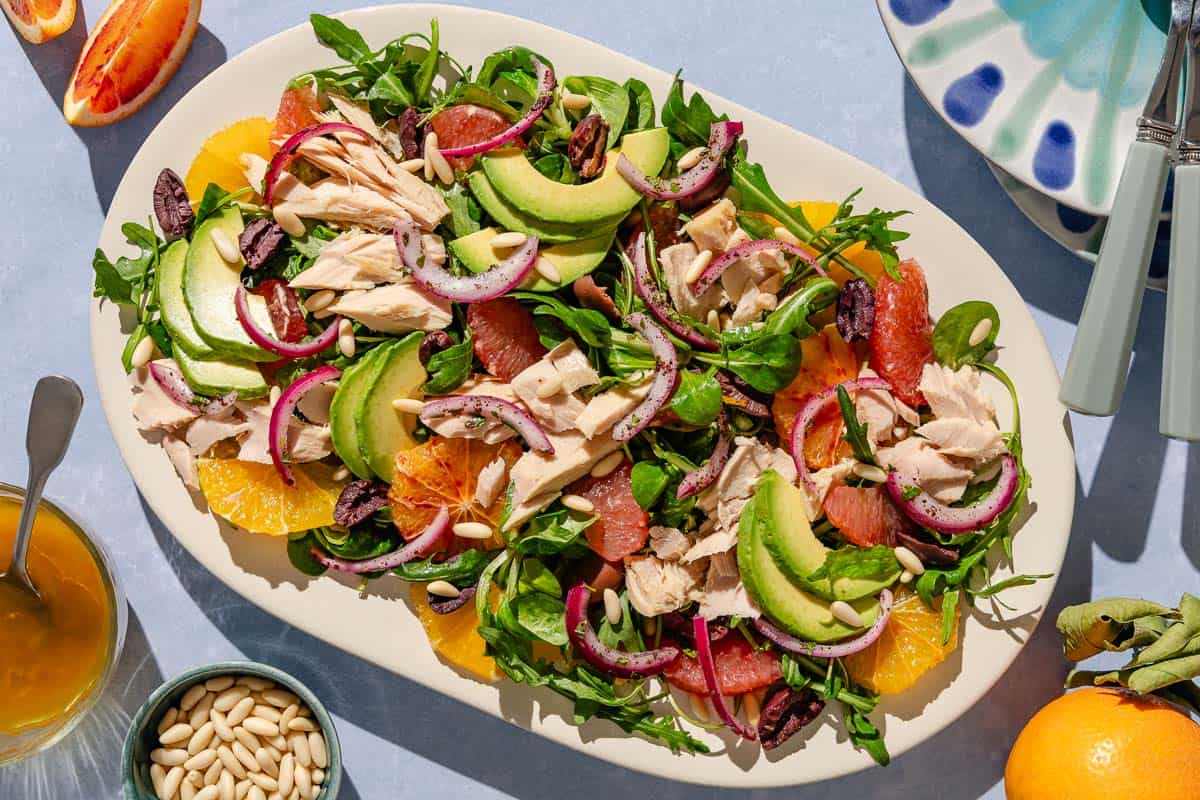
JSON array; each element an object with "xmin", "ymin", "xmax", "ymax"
[
  {"xmin": 419, "ymin": 394, "xmax": 553, "ymax": 453},
  {"xmin": 692, "ymin": 239, "xmax": 826, "ymax": 296},
  {"xmin": 790, "ymin": 377, "xmax": 891, "ymax": 494},
  {"xmin": 269, "ymin": 365, "xmax": 341, "ymax": 486},
  {"xmin": 437, "ymin": 57, "xmax": 556, "ymax": 157},
  {"xmin": 715, "ymin": 371, "xmax": 770, "ymax": 417},
  {"xmin": 235, "ymin": 286, "xmax": 341, "ymax": 359},
  {"xmin": 754, "ymin": 589, "xmax": 894, "ymax": 658},
  {"xmin": 263, "ymin": 122, "xmax": 370, "ymax": 206},
  {"xmin": 676, "ymin": 411, "xmax": 731, "ymax": 499},
  {"xmin": 148, "ymin": 362, "xmax": 237, "ymax": 416},
  {"xmin": 313, "ymin": 507, "xmax": 452, "ymax": 573},
  {"xmin": 613, "ymin": 312, "xmax": 679, "ymax": 441},
  {"xmin": 627, "ymin": 232, "xmax": 718, "ymax": 351},
  {"xmin": 564, "ymin": 583, "xmax": 680, "ymax": 678},
  {"xmin": 887, "ymin": 453, "xmax": 1019, "ymax": 534},
  {"xmin": 394, "ymin": 219, "xmax": 537, "ymax": 302},
  {"xmin": 692, "ymin": 615, "xmax": 756, "ymax": 741},
  {"xmin": 616, "ymin": 121, "xmax": 743, "ymax": 201}
]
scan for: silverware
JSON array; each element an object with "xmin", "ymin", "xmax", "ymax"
[
  {"xmin": 1059, "ymin": 0, "xmax": 1195, "ymax": 416},
  {"xmin": 0, "ymin": 376, "xmax": 84, "ymax": 604}
]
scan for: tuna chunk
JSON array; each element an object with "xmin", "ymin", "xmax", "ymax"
[
  {"xmin": 130, "ymin": 360, "xmax": 198, "ymax": 432},
  {"xmin": 682, "ymin": 197, "xmax": 739, "ymax": 253},
  {"xmin": 698, "ymin": 550, "xmax": 761, "ymax": 619},
  {"xmin": 510, "ymin": 340, "xmax": 596, "ymax": 433},
  {"xmin": 326, "ymin": 284, "xmax": 452, "ymax": 333},
  {"xmin": 574, "ymin": 379, "xmax": 651, "ymax": 439},
  {"xmin": 624, "ymin": 554, "xmax": 703, "ymax": 617},
  {"xmin": 504, "ymin": 430, "xmax": 623, "ymax": 531},
  {"xmin": 474, "ymin": 457, "xmax": 508, "ymax": 510},
  {"xmin": 422, "ymin": 380, "xmax": 521, "ymax": 443},
  {"xmin": 916, "ymin": 417, "xmax": 1006, "ymax": 465},
  {"xmin": 236, "ymin": 401, "xmax": 333, "ymax": 464},
  {"xmin": 660, "ymin": 242, "xmax": 722, "ymax": 321},
  {"xmin": 876, "ymin": 436, "xmax": 972, "ymax": 503},
  {"xmin": 919, "ymin": 363, "xmax": 996, "ymax": 425},
  {"xmin": 289, "ymin": 232, "xmax": 406, "ymax": 291}
]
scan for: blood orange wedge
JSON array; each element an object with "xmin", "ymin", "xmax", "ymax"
[
  {"xmin": 844, "ymin": 588, "xmax": 959, "ymax": 695},
  {"xmin": 664, "ymin": 633, "xmax": 781, "ymax": 696},
  {"xmin": 823, "ymin": 485, "xmax": 914, "ymax": 548},
  {"xmin": 569, "ymin": 462, "xmax": 649, "ymax": 562},
  {"xmin": 2, "ymin": 0, "xmax": 75, "ymax": 43},
  {"xmin": 772, "ymin": 323, "xmax": 862, "ymax": 469},
  {"xmin": 184, "ymin": 116, "xmax": 275, "ymax": 201},
  {"xmin": 429, "ymin": 103, "xmax": 517, "ymax": 170},
  {"xmin": 62, "ymin": 0, "xmax": 201, "ymax": 127},
  {"xmin": 466, "ymin": 297, "xmax": 547, "ymax": 382},
  {"xmin": 410, "ymin": 583, "xmax": 500, "ymax": 683},
  {"xmin": 869, "ymin": 259, "xmax": 934, "ymax": 408},
  {"xmin": 272, "ymin": 84, "xmax": 322, "ymax": 145},
  {"xmin": 197, "ymin": 459, "xmax": 344, "ymax": 536}
]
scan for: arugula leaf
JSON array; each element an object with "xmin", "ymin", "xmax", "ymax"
[
  {"xmin": 623, "ymin": 78, "xmax": 655, "ymax": 132},
  {"xmin": 564, "ymin": 76, "xmax": 630, "ymax": 148},
  {"xmin": 310, "ymin": 14, "xmax": 373, "ymax": 65},
  {"xmin": 120, "ymin": 324, "xmax": 149, "ymax": 373},
  {"xmin": 512, "ymin": 291, "xmax": 613, "ymax": 349},
  {"xmin": 423, "ymin": 329, "xmax": 473, "ymax": 395},
  {"xmin": 442, "ymin": 183, "xmax": 482, "ymax": 238},
  {"xmin": 413, "ymin": 18, "xmax": 440, "ymax": 103},
  {"xmin": 670, "ymin": 370, "xmax": 722, "ymax": 426},
  {"xmin": 93, "ymin": 221, "xmax": 164, "ymax": 309},
  {"xmin": 807, "ymin": 545, "xmax": 901, "ymax": 586},
  {"xmin": 512, "ymin": 508, "xmax": 593, "ymax": 555},
  {"xmin": 844, "ymin": 704, "xmax": 890, "ymax": 766},
  {"xmin": 836, "ymin": 385, "xmax": 875, "ymax": 464},
  {"xmin": 932, "ymin": 300, "xmax": 1000, "ymax": 368},
  {"xmin": 630, "ymin": 461, "xmax": 671, "ymax": 511},
  {"xmin": 661, "ymin": 74, "xmax": 726, "ymax": 147},
  {"xmin": 194, "ymin": 183, "xmax": 248, "ymax": 226}
]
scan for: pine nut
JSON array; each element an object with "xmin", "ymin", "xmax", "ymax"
[
  {"xmin": 181, "ymin": 685, "xmax": 208, "ymax": 712},
  {"xmin": 338, "ymin": 331, "xmax": 356, "ymax": 358},
  {"xmin": 131, "ymin": 335, "xmax": 156, "ymax": 369},
  {"xmin": 772, "ymin": 225, "xmax": 802, "ymax": 247},
  {"xmin": 743, "ymin": 692, "xmax": 762, "ymax": 729},
  {"xmin": 391, "ymin": 397, "xmax": 425, "ymax": 414},
  {"xmin": 162, "ymin": 766, "xmax": 186, "ymax": 800},
  {"xmin": 894, "ymin": 545, "xmax": 925, "ymax": 575},
  {"xmin": 195, "ymin": 786, "xmax": 220, "ymax": 800},
  {"xmin": 205, "ymin": 676, "xmax": 235, "ymax": 693},
  {"xmin": 677, "ymin": 146, "xmax": 707, "ymax": 171},
  {"xmin": 602, "ymin": 588, "xmax": 622, "ymax": 626},
  {"xmin": 900, "ymin": 569, "xmax": 914, "ymax": 584},
  {"xmin": 184, "ymin": 748, "xmax": 219, "ymax": 772},
  {"xmin": 182, "ymin": 777, "xmax": 198, "ymax": 800},
  {"xmin": 423, "ymin": 135, "xmax": 437, "ymax": 181},
  {"xmin": 219, "ymin": 770, "xmax": 236, "ymax": 800},
  {"xmin": 248, "ymin": 787, "xmax": 267, "ymax": 800},
  {"xmin": 852, "ymin": 463, "xmax": 888, "ymax": 484},
  {"xmin": 294, "ymin": 765, "xmax": 312, "ymax": 799},
  {"xmin": 968, "ymin": 317, "xmax": 993, "ymax": 347},
  {"xmin": 684, "ymin": 249, "xmax": 713, "ymax": 284},
  {"xmin": 311, "ymin": 769, "xmax": 323, "ymax": 786},
  {"xmin": 226, "ymin": 696, "xmax": 255, "ymax": 727},
  {"xmin": 187, "ymin": 769, "xmax": 204, "ymax": 786},
  {"xmin": 689, "ymin": 693, "xmax": 711, "ymax": 723},
  {"xmin": 830, "ymin": 600, "xmax": 865, "ymax": 628},
  {"xmin": 211, "ymin": 709, "xmax": 235, "ymax": 742},
  {"xmin": 214, "ymin": 686, "xmax": 251, "ymax": 713},
  {"xmin": 252, "ymin": 705, "xmax": 282, "ymax": 724},
  {"xmin": 490, "ymin": 231, "xmax": 528, "ymax": 250},
  {"xmin": 706, "ymin": 309, "xmax": 720, "ymax": 330},
  {"xmin": 212, "ymin": 229, "xmax": 241, "ymax": 264},
  {"xmin": 452, "ymin": 521, "xmax": 494, "ymax": 539},
  {"xmin": 188, "ymin": 721, "xmax": 216, "ymax": 755},
  {"xmin": 303, "ymin": 290, "xmax": 335, "ymax": 313},
  {"xmin": 590, "ymin": 451, "xmax": 624, "ymax": 478},
  {"xmin": 243, "ymin": 717, "xmax": 279, "ymax": 737},
  {"xmin": 262, "ymin": 689, "xmax": 299, "ymax": 709},
  {"xmin": 332, "ymin": 466, "xmax": 350, "ymax": 482},
  {"xmin": 534, "ymin": 372, "xmax": 563, "ymax": 398},
  {"xmin": 157, "ymin": 707, "xmax": 180, "ymax": 735},
  {"xmin": 534, "ymin": 256, "xmax": 560, "ymax": 283},
  {"xmin": 426, "ymin": 139, "xmax": 455, "ymax": 185},
  {"xmin": 236, "ymin": 779, "xmax": 252, "ymax": 800},
  {"xmin": 269, "ymin": 385, "xmax": 282, "ymax": 406},
  {"xmin": 426, "ymin": 580, "xmax": 460, "ymax": 598},
  {"xmin": 267, "ymin": 734, "xmax": 289, "ymax": 750},
  {"xmin": 307, "ymin": 733, "xmax": 327, "ymax": 769},
  {"xmin": 278, "ymin": 705, "xmax": 299, "ymax": 733},
  {"xmin": 204, "ymin": 758, "xmax": 223, "ymax": 785},
  {"xmin": 152, "ymin": 748, "xmax": 189, "ymax": 766},
  {"xmin": 273, "ymin": 207, "xmax": 306, "ymax": 238},
  {"xmin": 160, "ymin": 722, "xmax": 195, "ymax": 746},
  {"xmin": 562, "ymin": 494, "xmax": 595, "ymax": 514},
  {"xmin": 236, "ymin": 676, "xmax": 275, "ymax": 692},
  {"xmin": 398, "ymin": 158, "xmax": 425, "ymax": 173},
  {"xmin": 287, "ymin": 717, "xmax": 317, "ymax": 732},
  {"xmin": 277, "ymin": 754, "xmax": 295, "ymax": 797},
  {"xmin": 256, "ymin": 748, "xmax": 280, "ymax": 777},
  {"xmin": 232, "ymin": 741, "xmax": 260, "ymax": 772},
  {"xmin": 289, "ymin": 733, "xmax": 311, "ymax": 768},
  {"xmin": 266, "ymin": 746, "xmax": 283, "ymax": 762},
  {"xmin": 151, "ymin": 763, "xmax": 169, "ymax": 798},
  {"xmin": 233, "ymin": 727, "xmax": 261, "ymax": 753},
  {"xmin": 189, "ymin": 693, "xmax": 215, "ymax": 728},
  {"xmin": 217, "ymin": 745, "xmax": 247, "ymax": 780},
  {"xmin": 755, "ymin": 293, "xmax": 778, "ymax": 311},
  {"xmin": 561, "ymin": 91, "xmax": 591, "ymax": 110}
]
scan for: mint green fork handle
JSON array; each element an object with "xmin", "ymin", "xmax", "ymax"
[
  {"xmin": 1162, "ymin": 162, "xmax": 1200, "ymax": 438},
  {"xmin": 1061, "ymin": 139, "xmax": 1171, "ymax": 416}
]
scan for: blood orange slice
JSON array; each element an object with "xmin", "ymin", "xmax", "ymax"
[
  {"xmin": 664, "ymin": 633, "xmax": 782, "ymax": 696},
  {"xmin": 272, "ymin": 83, "xmax": 322, "ymax": 145},
  {"xmin": 569, "ymin": 462, "xmax": 649, "ymax": 562},
  {"xmin": 822, "ymin": 485, "xmax": 913, "ymax": 547},
  {"xmin": 466, "ymin": 297, "xmax": 547, "ymax": 382},
  {"xmin": 869, "ymin": 259, "xmax": 934, "ymax": 407},
  {"xmin": 428, "ymin": 103, "xmax": 517, "ymax": 170},
  {"xmin": 844, "ymin": 588, "xmax": 959, "ymax": 694},
  {"xmin": 2, "ymin": 0, "xmax": 75, "ymax": 43},
  {"xmin": 772, "ymin": 323, "xmax": 862, "ymax": 470}
]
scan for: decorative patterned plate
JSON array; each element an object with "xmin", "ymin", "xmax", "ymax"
[{"xmin": 878, "ymin": 0, "xmax": 1170, "ymax": 216}]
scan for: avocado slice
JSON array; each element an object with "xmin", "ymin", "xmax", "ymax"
[
  {"xmin": 330, "ymin": 343, "xmax": 387, "ymax": 480},
  {"xmin": 183, "ymin": 207, "xmax": 276, "ymax": 362},
  {"xmin": 468, "ymin": 172, "xmax": 619, "ymax": 244},
  {"xmin": 481, "ymin": 128, "xmax": 670, "ymax": 225},
  {"xmin": 175, "ymin": 348, "xmax": 269, "ymax": 400},
  {"xmin": 738, "ymin": 492, "xmax": 879, "ymax": 643},
  {"xmin": 757, "ymin": 470, "xmax": 899, "ymax": 602},
  {"xmin": 449, "ymin": 226, "xmax": 616, "ymax": 291},
  {"xmin": 156, "ymin": 239, "xmax": 216, "ymax": 360},
  {"xmin": 354, "ymin": 333, "xmax": 426, "ymax": 483}
]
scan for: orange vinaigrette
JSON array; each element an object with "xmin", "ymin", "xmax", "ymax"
[{"xmin": 0, "ymin": 495, "xmax": 112, "ymax": 735}]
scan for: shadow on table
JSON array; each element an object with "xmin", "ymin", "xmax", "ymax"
[{"xmin": 15, "ymin": 16, "xmax": 228, "ymax": 213}]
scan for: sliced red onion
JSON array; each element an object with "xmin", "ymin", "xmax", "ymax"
[
  {"xmin": 627, "ymin": 232, "xmax": 717, "ymax": 351},
  {"xmin": 715, "ymin": 371, "xmax": 770, "ymax": 417},
  {"xmin": 313, "ymin": 507, "xmax": 452, "ymax": 573},
  {"xmin": 148, "ymin": 362, "xmax": 238, "ymax": 416},
  {"xmin": 887, "ymin": 453, "xmax": 1019, "ymax": 534},
  {"xmin": 437, "ymin": 58, "xmax": 556, "ymax": 157},
  {"xmin": 263, "ymin": 122, "xmax": 370, "ymax": 206},
  {"xmin": 269, "ymin": 365, "xmax": 341, "ymax": 486},
  {"xmin": 692, "ymin": 239, "xmax": 826, "ymax": 296},
  {"xmin": 676, "ymin": 412, "xmax": 731, "ymax": 499},
  {"xmin": 234, "ymin": 285, "xmax": 341, "ymax": 359},
  {"xmin": 616, "ymin": 121, "xmax": 743, "ymax": 201},
  {"xmin": 419, "ymin": 394, "xmax": 553, "ymax": 453},
  {"xmin": 564, "ymin": 583, "xmax": 679, "ymax": 678},
  {"xmin": 613, "ymin": 312, "xmax": 679, "ymax": 441},
  {"xmin": 790, "ymin": 377, "xmax": 891, "ymax": 494},
  {"xmin": 754, "ymin": 589, "xmax": 894, "ymax": 658},
  {"xmin": 394, "ymin": 219, "xmax": 537, "ymax": 302},
  {"xmin": 693, "ymin": 615, "xmax": 756, "ymax": 741},
  {"xmin": 199, "ymin": 391, "xmax": 238, "ymax": 416}
]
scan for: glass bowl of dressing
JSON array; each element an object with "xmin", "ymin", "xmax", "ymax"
[{"xmin": 0, "ymin": 482, "xmax": 127, "ymax": 765}]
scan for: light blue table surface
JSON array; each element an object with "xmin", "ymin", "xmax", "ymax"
[{"xmin": 1, "ymin": 2, "xmax": 1196, "ymax": 798}]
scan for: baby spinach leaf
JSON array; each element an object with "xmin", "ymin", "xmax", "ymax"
[
  {"xmin": 661, "ymin": 74, "xmax": 726, "ymax": 147},
  {"xmin": 836, "ymin": 385, "xmax": 875, "ymax": 464},
  {"xmin": 315, "ymin": 525, "xmax": 398, "ymax": 561},
  {"xmin": 564, "ymin": 76, "xmax": 630, "ymax": 149},
  {"xmin": 807, "ymin": 545, "xmax": 901, "ymax": 586},
  {"xmin": 194, "ymin": 183, "xmax": 249, "ymax": 226},
  {"xmin": 513, "ymin": 508, "xmax": 593, "ymax": 555},
  {"xmin": 931, "ymin": 300, "xmax": 1000, "ymax": 368},
  {"xmin": 423, "ymin": 329, "xmax": 473, "ymax": 395},
  {"xmin": 512, "ymin": 592, "xmax": 568, "ymax": 646},
  {"xmin": 702, "ymin": 334, "xmax": 803, "ymax": 393},
  {"xmin": 391, "ymin": 549, "xmax": 493, "ymax": 584},
  {"xmin": 287, "ymin": 532, "xmax": 329, "ymax": 577},
  {"xmin": 477, "ymin": 45, "xmax": 552, "ymax": 90},
  {"xmin": 597, "ymin": 591, "xmax": 644, "ymax": 652},
  {"xmin": 670, "ymin": 370, "xmax": 722, "ymax": 427},
  {"xmin": 442, "ymin": 183, "xmax": 482, "ymax": 238},
  {"xmin": 519, "ymin": 557, "xmax": 562, "ymax": 597},
  {"xmin": 630, "ymin": 461, "xmax": 671, "ymax": 511},
  {"xmin": 623, "ymin": 78, "xmax": 655, "ymax": 131},
  {"xmin": 532, "ymin": 153, "xmax": 580, "ymax": 184}
]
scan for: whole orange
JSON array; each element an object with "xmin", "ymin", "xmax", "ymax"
[{"xmin": 1005, "ymin": 687, "xmax": 1200, "ymax": 800}]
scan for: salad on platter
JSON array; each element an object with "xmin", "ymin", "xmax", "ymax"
[{"xmin": 95, "ymin": 14, "xmax": 1041, "ymax": 761}]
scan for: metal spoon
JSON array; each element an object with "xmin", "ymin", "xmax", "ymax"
[{"xmin": 0, "ymin": 376, "xmax": 84, "ymax": 603}]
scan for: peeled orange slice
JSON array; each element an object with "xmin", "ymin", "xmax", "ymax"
[
  {"xmin": 62, "ymin": 0, "xmax": 201, "ymax": 127},
  {"xmin": 185, "ymin": 116, "xmax": 275, "ymax": 200},
  {"xmin": 410, "ymin": 583, "xmax": 500, "ymax": 683},
  {"xmin": 844, "ymin": 588, "xmax": 959, "ymax": 695},
  {"xmin": 2, "ymin": 0, "xmax": 75, "ymax": 43},
  {"xmin": 197, "ymin": 459, "xmax": 344, "ymax": 536}
]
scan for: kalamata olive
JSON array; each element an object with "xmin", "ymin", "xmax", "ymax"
[
  {"xmin": 333, "ymin": 479, "xmax": 390, "ymax": 528},
  {"xmin": 152, "ymin": 168, "xmax": 194, "ymax": 239},
  {"xmin": 836, "ymin": 279, "xmax": 875, "ymax": 343},
  {"xmin": 757, "ymin": 685, "xmax": 826, "ymax": 750},
  {"xmin": 239, "ymin": 218, "xmax": 288, "ymax": 271}
]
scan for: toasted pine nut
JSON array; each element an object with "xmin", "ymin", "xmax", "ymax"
[
  {"xmin": 287, "ymin": 717, "xmax": 318, "ymax": 733},
  {"xmin": 187, "ymin": 769, "xmax": 204, "ymax": 786},
  {"xmin": 677, "ymin": 146, "xmax": 707, "ymax": 171},
  {"xmin": 852, "ymin": 463, "xmax": 888, "ymax": 484},
  {"xmin": 248, "ymin": 785, "xmax": 267, "ymax": 800},
  {"xmin": 453, "ymin": 521, "xmax": 494, "ymax": 540},
  {"xmin": 742, "ymin": 692, "xmax": 762, "ymax": 729},
  {"xmin": 188, "ymin": 722, "xmax": 216, "ymax": 755},
  {"xmin": 232, "ymin": 741, "xmax": 259, "ymax": 773},
  {"xmin": 289, "ymin": 732, "xmax": 312, "ymax": 768},
  {"xmin": 162, "ymin": 766, "xmax": 186, "ymax": 800},
  {"xmin": 243, "ymin": 716, "xmax": 279, "ymax": 738},
  {"xmin": 235, "ymin": 778, "xmax": 252, "ymax": 800},
  {"xmin": 233, "ymin": 726, "xmax": 261, "ymax": 754},
  {"xmin": 490, "ymin": 231, "xmax": 528, "ymax": 250},
  {"xmin": 184, "ymin": 748, "xmax": 218, "ymax": 772},
  {"xmin": 269, "ymin": 385, "xmax": 282, "ymax": 406},
  {"xmin": 273, "ymin": 207, "xmax": 306, "ymax": 238},
  {"xmin": 131, "ymin": 335, "xmax": 156, "ymax": 369},
  {"xmin": 423, "ymin": 132, "xmax": 455, "ymax": 184},
  {"xmin": 534, "ymin": 373, "xmax": 563, "ymax": 398},
  {"xmin": 214, "ymin": 686, "xmax": 251, "ymax": 713},
  {"xmin": 399, "ymin": 158, "xmax": 425, "ymax": 173},
  {"xmin": 226, "ymin": 696, "xmax": 255, "ymax": 727},
  {"xmin": 217, "ymin": 745, "xmax": 247, "ymax": 780},
  {"xmin": 262, "ymin": 689, "xmax": 299, "ymax": 709},
  {"xmin": 303, "ymin": 290, "xmax": 335, "ymax": 313},
  {"xmin": 332, "ymin": 465, "xmax": 350, "ymax": 482},
  {"xmin": 706, "ymin": 309, "xmax": 720, "ymax": 330},
  {"xmin": 236, "ymin": 676, "xmax": 275, "ymax": 692},
  {"xmin": 561, "ymin": 91, "xmax": 591, "ymax": 110},
  {"xmin": 160, "ymin": 722, "xmax": 195, "ymax": 746},
  {"xmin": 830, "ymin": 600, "xmax": 865, "ymax": 628},
  {"xmin": 278, "ymin": 704, "xmax": 299, "ymax": 732},
  {"xmin": 968, "ymin": 317, "xmax": 993, "ymax": 347},
  {"xmin": 689, "ymin": 693, "xmax": 711, "ymax": 723},
  {"xmin": 391, "ymin": 397, "xmax": 425, "ymax": 414},
  {"xmin": 181, "ymin": 685, "xmax": 208, "ymax": 713},
  {"xmin": 267, "ymin": 734, "xmax": 289, "ymax": 751},
  {"xmin": 219, "ymin": 770, "xmax": 236, "ymax": 800},
  {"xmin": 590, "ymin": 451, "xmax": 624, "ymax": 478},
  {"xmin": 311, "ymin": 768, "xmax": 324, "ymax": 785},
  {"xmin": 182, "ymin": 774, "xmax": 199, "ymax": 800},
  {"xmin": 307, "ymin": 733, "xmax": 327, "ymax": 769},
  {"xmin": 894, "ymin": 545, "xmax": 925, "ymax": 576},
  {"xmin": 338, "ymin": 331, "xmax": 356, "ymax": 358},
  {"xmin": 562, "ymin": 494, "xmax": 595, "ymax": 514},
  {"xmin": 534, "ymin": 256, "xmax": 561, "ymax": 283},
  {"xmin": 684, "ymin": 249, "xmax": 713, "ymax": 284},
  {"xmin": 427, "ymin": 580, "xmax": 460, "ymax": 598},
  {"xmin": 900, "ymin": 569, "xmax": 915, "ymax": 584},
  {"xmin": 205, "ymin": 676, "xmax": 235, "ymax": 693},
  {"xmin": 212, "ymin": 229, "xmax": 241, "ymax": 264},
  {"xmin": 251, "ymin": 704, "xmax": 281, "ymax": 724},
  {"xmin": 189, "ymin": 693, "xmax": 215, "ymax": 728},
  {"xmin": 772, "ymin": 225, "xmax": 802, "ymax": 247},
  {"xmin": 277, "ymin": 754, "xmax": 295, "ymax": 797},
  {"xmin": 602, "ymin": 588, "xmax": 622, "ymax": 626},
  {"xmin": 256, "ymin": 747, "xmax": 280, "ymax": 777}
]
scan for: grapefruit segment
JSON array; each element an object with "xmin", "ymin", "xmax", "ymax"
[
  {"xmin": 272, "ymin": 84, "xmax": 322, "ymax": 145},
  {"xmin": 869, "ymin": 259, "xmax": 934, "ymax": 407},
  {"xmin": 664, "ymin": 633, "xmax": 781, "ymax": 696},
  {"xmin": 429, "ymin": 103, "xmax": 517, "ymax": 170},
  {"xmin": 2, "ymin": 0, "xmax": 75, "ymax": 43},
  {"xmin": 467, "ymin": 297, "xmax": 547, "ymax": 382},
  {"xmin": 569, "ymin": 462, "xmax": 649, "ymax": 562},
  {"xmin": 822, "ymin": 485, "xmax": 914, "ymax": 547}
]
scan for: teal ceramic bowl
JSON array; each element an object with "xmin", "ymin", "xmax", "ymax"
[{"xmin": 121, "ymin": 661, "xmax": 341, "ymax": 800}]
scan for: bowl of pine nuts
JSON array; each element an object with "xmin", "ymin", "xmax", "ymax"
[{"xmin": 121, "ymin": 661, "xmax": 341, "ymax": 800}]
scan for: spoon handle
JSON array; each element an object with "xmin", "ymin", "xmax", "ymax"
[
  {"xmin": 10, "ymin": 376, "xmax": 84, "ymax": 580},
  {"xmin": 1162, "ymin": 163, "xmax": 1200, "ymax": 439}
]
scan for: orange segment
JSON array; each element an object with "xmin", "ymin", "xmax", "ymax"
[
  {"xmin": 410, "ymin": 583, "xmax": 500, "ymax": 683},
  {"xmin": 844, "ymin": 588, "xmax": 959, "ymax": 695},
  {"xmin": 197, "ymin": 459, "xmax": 345, "ymax": 536},
  {"xmin": 2, "ymin": 0, "xmax": 75, "ymax": 43},
  {"xmin": 185, "ymin": 116, "xmax": 275, "ymax": 200},
  {"xmin": 62, "ymin": 0, "xmax": 200, "ymax": 127}
]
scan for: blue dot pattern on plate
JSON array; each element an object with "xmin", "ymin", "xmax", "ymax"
[
  {"xmin": 889, "ymin": 0, "xmax": 953, "ymax": 25},
  {"xmin": 943, "ymin": 64, "xmax": 1004, "ymax": 126},
  {"xmin": 1033, "ymin": 121, "xmax": 1075, "ymax": 190},
  {"xmin": 1055, "ymin": 203, "xmax": 1098, "ymax": 235}
]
